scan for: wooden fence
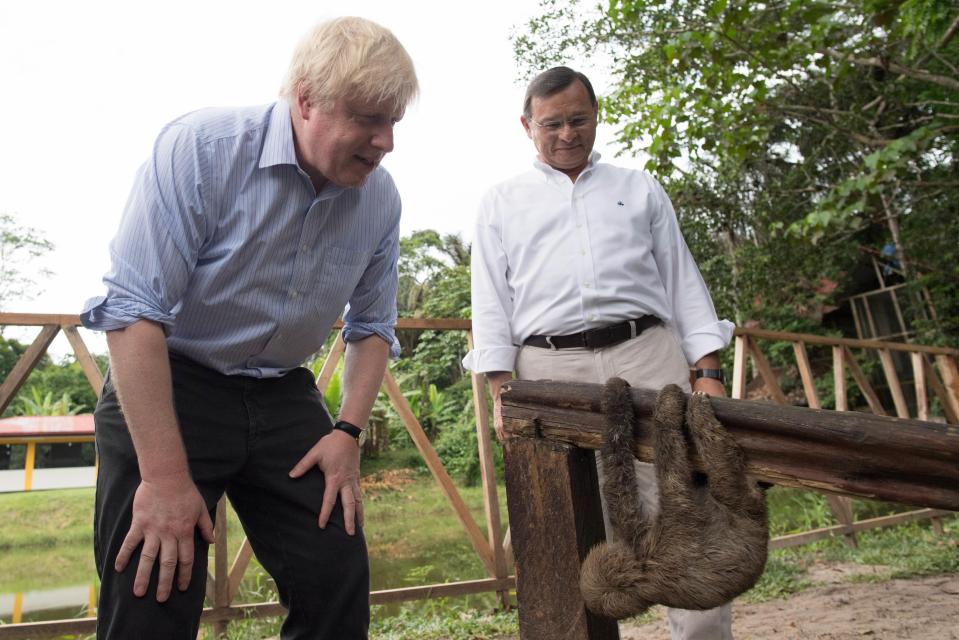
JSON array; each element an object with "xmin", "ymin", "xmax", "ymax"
[
  {"xmin": 0, "ymin": 313, "xmax": 509, "ymax": 640},
  {"xmin": 1, "ymin": 316, "xmax": 957, "ymax": 638},
  {"xmin": 731, "ymin": 327, "xmax": 959, "ymax": 547}
]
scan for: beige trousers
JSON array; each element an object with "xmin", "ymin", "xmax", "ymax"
[{"xmin": 515, "ymin": 323, "xmax": 734, "ymax": 640}]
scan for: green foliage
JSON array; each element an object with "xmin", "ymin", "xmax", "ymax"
[
  {"xmin": 514, "ymin": 0, "xmax": 959, "ymax": 344},
  {"xmin": 15, "ymin": 386, "xmax": 83, "ymax": 417}
]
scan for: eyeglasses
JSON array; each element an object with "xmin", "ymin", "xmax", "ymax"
[{"xmin": 529, "ymin": 115, "xmax": 595, "ymax": 133}]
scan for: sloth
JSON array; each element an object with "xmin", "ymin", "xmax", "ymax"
[{"xmin": 580, "ymin": 379, "xmax": 768, "ymax": 619}]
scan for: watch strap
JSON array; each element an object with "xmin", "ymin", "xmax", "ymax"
[
  {"xmin": 694, "ymin": 368, "xmax": 726, "ymax": 383},
  {"xmin": 332, "ymin": 420, "xmax": 364, "ymax": 440}
]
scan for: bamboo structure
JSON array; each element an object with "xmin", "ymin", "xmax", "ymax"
[{"xmin": 0, "ymin": 316, "xmax": 957, "ymax": 638}]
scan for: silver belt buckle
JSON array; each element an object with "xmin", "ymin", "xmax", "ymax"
[
  {"xmin": 545, "ymin": 336, "xmax": 557, "ymax": 350},
  {"xmin": 629, "ymin": 319, "xmax": 638, "ymax": 339}
]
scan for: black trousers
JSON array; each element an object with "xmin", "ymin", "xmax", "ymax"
[{"xmin": 93, "ymin": 353, "xmax": 370, "ymax": 639}]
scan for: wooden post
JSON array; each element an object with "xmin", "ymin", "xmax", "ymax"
[
  {"xmin": 62, "ymin": 325, "xmax": 104, "ymax": 397},
  {"xmin": 935, "ymin": 355, "xmax": 959, "ymax": 420},
  {"xmin": 23, "ymin": 442, "xmax": 35, "ymax": 491},
  {"xmin": 731, "ymin": 335, "xmax": 748, "ymax": 400},
  {"xmin": 212, "ymin": 497, "xmax": 229, "ymax": 638},
  {"xmin": 467, "ymin": 332, "xmax": 510, "ymax": 609},
  {"xmin": 0, "ymin": 325, "xmax": 60, "ymax": 414},
  {"xmin": 843, "ymin": 347, "xmax": 887, "ymax": 416},
  {"xmin": 833, "ymin": 346, "xmax": 848, "ymax": 411},
  {"xmin": 503, "ymin": 436, "xmax": 618, "ymax": 640},
  {"xmin": 382, "ymin": 369, "xmax": 497, "ymax": 575},
  {"xmin": 878, "ymin": 349, "xmax": 910, "ymax": 418},
  {"xmin": 792, "ymin": 341, "xmax": 820, "ymax": 409},
  {"xmin": 911, "ymin": 353, "xmax": 929, "ymax": 422}
]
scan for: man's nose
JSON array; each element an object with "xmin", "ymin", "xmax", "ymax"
[
  {"xmin": 557, "ymin": 124, "xmax": 577, "ymax": 141},
  {"xmin": 372, "ymin": 125, "xmax": 394, "ymax": 153}
]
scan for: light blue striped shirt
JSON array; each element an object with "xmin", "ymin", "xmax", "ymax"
[{"xmin": 81, "ymin": 101, "xmax": 401, "ymax": 377}]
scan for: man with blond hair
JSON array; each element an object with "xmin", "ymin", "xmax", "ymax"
[{"xmin": 81, "ymin": 17, "xmax": 417, "ymax": 639}]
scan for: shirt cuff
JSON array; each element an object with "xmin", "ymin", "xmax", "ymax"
[
  {"xmin": 680, "ymin": 320, "xmax": 736, "ymax": 365},
  {"xmin": 462, "ymin": 346, "xmax": 518, "ymax": 374},
  {"xmin": 80, "ymin": 295, "xmax": 177, "ymax": 332},
  {"xmin": 342, "ymin": 321, "xmax": 400, "ymax": 358}
]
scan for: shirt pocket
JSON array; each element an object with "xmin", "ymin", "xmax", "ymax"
[{"xmin": 313, "ymin": 245, "xmax": 374, "ymax": 312}]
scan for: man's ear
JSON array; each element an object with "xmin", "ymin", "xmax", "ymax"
[
  {"xmin": 520, "ymin": 115, "xmax": 533, "ymax": 139},
  {"xmin": 296, "ymin": 87, "xmax": 312, "ymax": 121}
]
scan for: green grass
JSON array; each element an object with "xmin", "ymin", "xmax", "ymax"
[{"xmin": 1, "ymin": 476, "xmax": 957, "ymax": 639}]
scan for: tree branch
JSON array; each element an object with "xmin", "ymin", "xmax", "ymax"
[{"xmin": 826, "ymin": 48, "xmax": 959, "ymax": 91}]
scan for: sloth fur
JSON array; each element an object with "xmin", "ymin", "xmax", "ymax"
[{"xmin": 580, "ymin": 379, "xmax": 768, "ymax": 619}]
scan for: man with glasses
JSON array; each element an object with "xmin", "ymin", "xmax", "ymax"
[{"xmin": 464, "ymin": 66, "xmax": 736, "ymax": 639}]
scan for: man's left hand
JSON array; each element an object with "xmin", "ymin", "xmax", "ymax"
[
  {"xmin": 289, "ymin": 429, "xmax": 363, "ymax": 534},
  {"xmin": 692, "ymin": 376, "xmax": 726, "ymax": 397}
]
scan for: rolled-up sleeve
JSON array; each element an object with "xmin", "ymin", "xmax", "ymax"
[
  {"xmin": 462, "ymin": 196, "xmax": 518, "ymax": 373},
  {"xmin": 648, "ymin": 178, "xmax": 734, "ymax": 364},
  {"xmin": 81, "ymin": 123, "xmax": 208, "ymax": 332},
  {"xmin": 342, "ymin": 195, "xmax": 401, "ymax": 358}
]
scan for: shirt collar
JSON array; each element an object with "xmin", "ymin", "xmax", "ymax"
[
  {"xmin": 259, "ymin": 101, "xmax": 299, "ymax": 169},
  {"xmin": 532, "ymin": 150, "xmax": 602, "ymax": 182}
]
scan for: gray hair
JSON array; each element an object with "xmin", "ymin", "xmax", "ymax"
[{"xmin": 280, "ymin": 17, "xmax": 418, "ymax": 112}]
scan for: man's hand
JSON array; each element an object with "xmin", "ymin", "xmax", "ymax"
[
  {"xmin": 486, "ymin": 371, "xmax": 513, "ymax": 442},
  {"xmin": 692, "ymin": 376, "xmax": 726, "ymax": 397},
  {"xmin": 289, "ymin": 429, "xmax": 363, "ymax": 534},
  {"xmin": 115, "ymin": 475, "xmax": 214, "ymax": 602}
]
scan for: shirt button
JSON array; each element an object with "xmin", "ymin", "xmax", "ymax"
[
  {"xmin": 301, "ymin": 244, "xmax": 309, "ymax": 252},
  {"xmin": 290, "ymin": 290, "xmax": 299, "ymax": 298},
  {"xmin": 584, "ymin": 282, "xmax": 591, "ymax": 287}
]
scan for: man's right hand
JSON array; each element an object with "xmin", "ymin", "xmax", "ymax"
[
  {"xmin": 115, "ymin": 475, "xmax": 215, "ymax": 602},
  {"xmin": 486, "ymin": 371, "xmax": 513, "ymax": 442}
]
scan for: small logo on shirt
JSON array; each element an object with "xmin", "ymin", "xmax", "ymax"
[{"xmin": 617, "ymin": 201, "xmax": 625, "ymax": 206}]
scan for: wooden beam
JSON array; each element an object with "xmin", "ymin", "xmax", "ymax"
[
  {"xmin": 731, "ymin": 335, "xmax": 748, "ymax": 400},
  {"xmin": 0, "ymin": 325, "xmax": 61, "ymax": 414},
  {"xmin": 833, "ymin": 346, "xmax": 848, "ymax": 411},
  {"xmin": 792, "ymin": 341, "xmax": 820, "ymax": 409},
  {"xmin": 935, "ymin": 355, "xmax": 959, "ymax": 419},
  {"xmin": 734, "ymin": 326, "xmax": 959, "ymax": 357},
  {"xmin": 842, "ymin": 347, "xmax": 887, "ymax": 416},
  {"xmin": 331, "ymin": 317, "xmax": 473, "ymax": 331},
  {"xmin": 911, "ymin": 353, "xmax": 929, "ymax": 421},
  {"xmin": 466, "ymin": 332, "xmax": 509, "ymax": 607},
  {"xmin": 878, "ymin": 348, "xmax": 910, "ymax": 418},
  {"xmin": 381, "ymin": 369, "xmax": 497, "ymax": 575},
  {"xmin": 503, "ymin": 436, "xmax": 619, "ymax": 640},
  {"xmin": 500, "ymin": 380, "xmax": 959, "ymax": 511},
  {"xmin": 61, "ymin": 326, "xmax": 104, "ymax": 398},
  {"xmin": 315, "ymin": 331, "xmax": 346, "ymax": 393},
  {"xmin": 0, "ymin": 313, "xmax": 82, "ymax": 327},
  {"xmin": 227, "ymin": 539, "xmax": 255, "ymax": 602},
  {"xmin": 770, "ymin": 508, "xmax": 953, "ymax": 550},
  {"xmin": 925, "ymin": 358, "xmax": 959, "ymax": 424},
  {"xmin": 746, "ymin": 338, "xmax": 789, "ymax": 404}
]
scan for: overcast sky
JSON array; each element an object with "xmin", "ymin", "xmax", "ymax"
[{"xmin": 0, "ymin": 0, "xmax": 647, "ymax": 355}]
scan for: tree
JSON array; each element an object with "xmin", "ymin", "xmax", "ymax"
[
  {"xmin": 514, "ymin": 0, "xmax": 959, "ymax": 343},
  {"xmin": 0, "ymin": 212, "xmax": 54, "ymax": 308}
]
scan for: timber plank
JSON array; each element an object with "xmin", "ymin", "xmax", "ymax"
[
  {"xmin": 503, "ymin": 436, "xmax": 618, "ymax": 640},
  {"xmin": 0, "ymin": 325, "xmax": 60, "ymax": 414},
  {"xmin": 746, "ymin": 338, "xmax": 789, "ymax": 404},
  {"xmin": 842, "ymin": 347, "xmax": 887, "ymax": 416},
  {"xmin": 878, "ymin": 348, "xmax": 910, "ymax": 418}
]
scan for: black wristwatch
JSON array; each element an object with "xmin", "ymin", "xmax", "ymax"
[
  {"xmin": 332, "ymin": 420, "xmax": 368, "ymax": 446},
  {"xmin": 694, "ymin": 368, "xmax": 726, "ymax": 384}
]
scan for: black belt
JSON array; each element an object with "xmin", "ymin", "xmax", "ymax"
[{"xmin": 523, "ymin": 316, "xmax": 662, "ymax": 350}]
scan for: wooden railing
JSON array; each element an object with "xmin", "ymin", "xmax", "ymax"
[
  {"xmin": 0, "ymin": 313, "xmax": 510, "ymax": 640},
  {"xmin": 731, "ymin": 327, "xmax": 959, "ymax": 547}
]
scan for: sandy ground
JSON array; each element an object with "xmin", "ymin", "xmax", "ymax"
[{"xmin": 618, "ymin": 566, "xmax": 959, "ymax": 640}]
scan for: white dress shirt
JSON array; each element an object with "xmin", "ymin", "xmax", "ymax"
[{"xmin": 463, "ymin": 153, "xmax": 734, "ymax": 374}]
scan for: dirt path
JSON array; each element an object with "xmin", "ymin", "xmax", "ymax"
[{"xmin": 618, "ymin": 570, "xmax": 959, "ymax": 639}]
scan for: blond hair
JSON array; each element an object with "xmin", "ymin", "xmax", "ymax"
[{"xmin": 280, "ymin": 17, "xmax": 418, "ymax": 112}]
